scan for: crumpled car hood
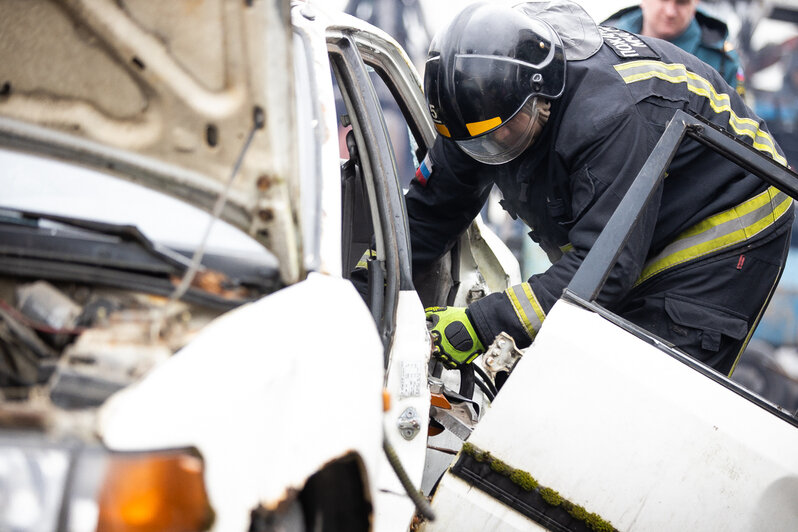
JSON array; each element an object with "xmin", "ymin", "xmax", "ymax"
[{"xmin": 0, "ymin": 0, "xmax": 301, "ymax": 283}]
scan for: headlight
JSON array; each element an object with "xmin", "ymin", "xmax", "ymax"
[
  {"xmin": 0, "ymin": 433, "xmax": 214, "ymax": 532},
  {"xmin": 0, "ymin": 442, "xmax": 70, "ymax": 531}
]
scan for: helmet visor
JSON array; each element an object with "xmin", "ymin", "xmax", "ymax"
[{"xmin": 456, "ymin": 98, "xmax": 541, "ymax": 165}]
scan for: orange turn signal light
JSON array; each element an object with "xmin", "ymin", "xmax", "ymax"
[
  {"xmin": 96, "ymin": 450, "xmax": 214, "ymax": 532},
  {"xmin": 382, "ymin": 388, "xmax": 391, "ymax": 412}
]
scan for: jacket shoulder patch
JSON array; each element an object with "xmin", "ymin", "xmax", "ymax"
[
  {"xmin": 415, "ymin": 153, "xmax": 434, "ymax": 186},
  {"xmin": 598, "ymin": 26, "xmax": 660, "ymax": 60}
]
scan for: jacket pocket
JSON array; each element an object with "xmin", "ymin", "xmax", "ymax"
[
  {"xmin": 563, "ymin": 165, "xmax": 607, "ymax": 225},
  {"xmin": 664, "ymin": 294, "xmax": 748, "ymax": 352}
]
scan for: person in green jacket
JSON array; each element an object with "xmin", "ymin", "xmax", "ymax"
[{"xmin": 604, "ymin": 0, "xmax": 745, "ymax": 96}]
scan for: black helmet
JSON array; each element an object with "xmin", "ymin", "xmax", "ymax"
[{"xmin": 424, "ymin": 2, "xmax": 566, "ymax": 164}]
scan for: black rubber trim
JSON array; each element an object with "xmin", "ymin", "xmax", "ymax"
[{"xmin": 450, "ymin": 452, "xmax": 592, "ymax": 532}]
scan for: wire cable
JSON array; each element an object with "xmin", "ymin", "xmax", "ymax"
[
  {"xmin": 473, "ymin": 373, "xmax": 495, "ymax": 402},
  {"xmin": 382, "ymin": 429, "xmax": 436, "ymax": 521},
  {"xmin": 168, "ymin": 107, "xmax": 264, "ymax": 305},
  {"xmin": 473, "ymin": 363, "xmax": 498, "ymax": 397},
  {"xmin": 151, "ymin": 107, "xmax": 264, "ymax": 340}
]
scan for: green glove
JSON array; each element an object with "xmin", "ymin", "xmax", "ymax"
[{"xmin": 426, "ymin": 306, "xmax": 484, "ymax": 368}]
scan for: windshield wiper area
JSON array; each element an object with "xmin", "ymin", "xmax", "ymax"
[{"xmin": 0, "ymin": 207, "xmax": 281, "ymax": 310}]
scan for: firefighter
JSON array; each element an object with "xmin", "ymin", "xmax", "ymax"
[
  {"xmin": 603, "ymin": 0, "xmax": 745, "ymax": 96},
  {"xmin": 414, "ymin": 1, "xmax": 793, "ymax": 376}
]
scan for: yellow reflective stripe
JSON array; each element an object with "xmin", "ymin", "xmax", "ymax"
[
  {"xmin": 435, "ymin": 123, "xmax": 451, "ymax": 137},
  {"xmin": 676, "ymin": 187, "xmax": 782, "ymax": 240},
  {"xmin": 356, "ymin": 249, "xmax": 377, "ymax": 269},
  {"xmin": 614, "ymin": 61, "xmax": 787, "ymax": 167},
  {"xmin": 505, "ymin": 283, "xmax": 546, "ymax": 340},
  {"xmin": 636, "ymin": 187, "xmax": 793, "ymax": 285},
  {"xmin": 466, "ymin": 116, "xmax": 502, "ymax": 137},
  {"xmin": 560, "ymin": 243, "xmax": 574, "ymax": 254}
]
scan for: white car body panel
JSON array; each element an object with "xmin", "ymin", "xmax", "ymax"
[
  {"xmin": 453, "ymin": 215, "xmax": 523, "ymax": 307},
  {"xmin": 291, "ymin": 8, "xmax": 344, "ymax": 279},
  {"xmin": 100, "ymin": 273, "xmax": 385, "ymax": 532},
  {"xmin": 468, "ymin": 216, "xmax": 523, "ymax": 292},
  {"xmin": 374, "ymin": 290, "xmax": 432, "ymax": 532},
  {"xmin": 427, "ymin": 299, "xmax": 798, "ymax": 531},
  {"xmin": 425, "ymin": 475, "xmax": 548, "ymax": 532}
]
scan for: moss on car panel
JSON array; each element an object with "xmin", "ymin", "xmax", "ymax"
[{"xmin": 459, "ymin": 442, "xmax": 617, "ymax": 532}]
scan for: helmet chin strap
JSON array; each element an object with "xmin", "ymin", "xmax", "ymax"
[
  {"xmin": 530, "ymin": 98, "xmax": 551, "ymax": 146},
  {"xmin": 514, "ymin": 98, "xmax": 551, "ymax": 159}
]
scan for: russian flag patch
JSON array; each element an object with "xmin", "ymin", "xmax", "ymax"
[{"xmin": 415, "ymin": 154, "xmax": 434, "ymax": 186}]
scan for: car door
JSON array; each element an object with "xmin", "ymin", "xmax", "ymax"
[
  {"xmin": 324, "ymin": 9, "xmax": 530, "ymax": 522},
  {"xmin": 325, "ymin": 24, "xmax": 437, "ymax": 531}
]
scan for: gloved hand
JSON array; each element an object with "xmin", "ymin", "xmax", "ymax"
[{"xmin": 426, "ymin": 306, "xmax": 484, "ymax": 368}]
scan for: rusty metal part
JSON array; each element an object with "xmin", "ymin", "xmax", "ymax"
[
  {"xmin": 426, "ymin": 445, "xmax": 459, "ymax": 456},
  {"xmin": 428, "ymin": 423, "xmax": 444, "ymax": 437}
]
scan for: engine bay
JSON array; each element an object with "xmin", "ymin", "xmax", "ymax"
[{"xmin": 0, "ymin": 279, "xmax": 223, "ymax": 423}]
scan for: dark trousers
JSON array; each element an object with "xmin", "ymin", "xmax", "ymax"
[{"xmin": 615, "ymin": 223, "xmax": 792, "ymax": 376}]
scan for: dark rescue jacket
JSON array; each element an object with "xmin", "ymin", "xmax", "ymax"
[{"xmin": 406, "ymin": 27, "xmax": 792, "ymax": 349}]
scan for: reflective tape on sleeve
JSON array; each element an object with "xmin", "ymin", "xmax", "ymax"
[{"xmin": 505, "ymin": 283, "xmax": 546, "ymax": 341}]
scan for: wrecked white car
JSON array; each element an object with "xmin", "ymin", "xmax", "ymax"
[{"xmin": 2, "ymin": 1, "xmax": 798, "ymax": 532}]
